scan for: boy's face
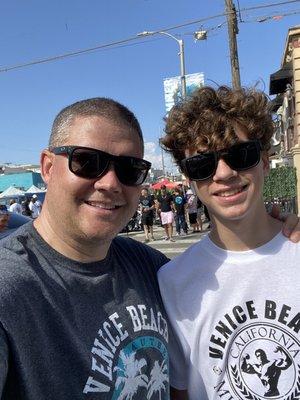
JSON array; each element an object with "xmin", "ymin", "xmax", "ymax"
[{"xmin": 184, "ymin": 125, "xmax": 269, "ymax": 223}]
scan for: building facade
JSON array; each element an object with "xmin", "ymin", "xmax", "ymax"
[{"xmin": 270, "ymin": 25, "xmax": 300, "ymax": 213}]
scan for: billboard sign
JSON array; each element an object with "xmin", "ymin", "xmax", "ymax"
[{"xmin": 163, "ymin": 72, "xmax": 204, "ymax": 113}]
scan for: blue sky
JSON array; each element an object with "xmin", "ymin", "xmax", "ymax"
[{"xmin": 0, "ymin": 0, "xmax": 299, "ymax": 169}]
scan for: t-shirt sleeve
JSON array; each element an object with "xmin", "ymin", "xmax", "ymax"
[
  {"xmin": 168, "ymin": 321, "xmax": 189, "ymax": 390},
  {"xmin": 0, "ymin": 324, "xmax": 9, "ymax": 395},
  {"xmin": 158, "ymin": 266, "xmax": 189, "ymax": 389}
]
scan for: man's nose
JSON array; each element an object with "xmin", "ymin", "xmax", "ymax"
[{"xmin": 93, "ymin": 162, "xmax": 122, "ymax": 192}]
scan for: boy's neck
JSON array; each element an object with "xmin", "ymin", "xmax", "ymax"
[{"xmin": 208, "ymin": 207, "xmax": 283, "ymax": 251}]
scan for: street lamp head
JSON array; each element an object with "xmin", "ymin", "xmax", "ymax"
[
  {"xmin": 137, "ymin": 31, "xmax": 154, "ymax": 37},
  {"xmin": 194, "ymin": 30, "xmax": 207, "ymax": 41}
]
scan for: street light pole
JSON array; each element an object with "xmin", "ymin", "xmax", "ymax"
[{"xmin": 137, "ymin": 31, "xmax": 186, "ymax": 99}]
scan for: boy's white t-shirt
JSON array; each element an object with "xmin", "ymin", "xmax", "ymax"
[{"xmin": 158, "ymin": 232, "xmax": 300, "ymax": 400}]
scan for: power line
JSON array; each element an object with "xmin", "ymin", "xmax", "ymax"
[
  {"xmin": 240, "ymin": 0, "xmax": 300, "ymax": 12},
  {"xmin": 0, "ymin": 0, "xmax": 299, "ymax": 74}
]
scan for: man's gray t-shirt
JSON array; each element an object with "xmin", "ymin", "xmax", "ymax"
[{"xmin": 0, "ymin": 222, "xmax": 170, "ymax": 399}]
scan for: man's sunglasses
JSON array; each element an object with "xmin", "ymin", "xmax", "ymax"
[
  {"xmin": 180, "ymin": 140, "xmax": 262, "ymax": 181},
  {"xmin": 50, "ymin": 146, "xmax": 151, "ymax": 186}
]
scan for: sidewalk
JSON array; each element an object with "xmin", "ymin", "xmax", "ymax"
[{"xmin": 119, "ymin": 222, "xmax": 210, "ymax": 258}]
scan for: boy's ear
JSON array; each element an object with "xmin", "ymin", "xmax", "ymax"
[{"xmin": 262, "ymin": 151, "xmax": 270, "ymax": 177}]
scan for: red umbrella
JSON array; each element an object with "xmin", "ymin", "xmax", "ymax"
[{"xmin": 151, "ymin": 179, "xmax": 178, "ymax": 190}]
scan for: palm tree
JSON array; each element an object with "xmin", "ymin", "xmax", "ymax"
[
  {"xmin": 114, "ymin": 351, "xmax": 148, "ymax": 400},
  {"xmin": 147, "ymin": 359, "xmax": 169, "ymax": 400}
]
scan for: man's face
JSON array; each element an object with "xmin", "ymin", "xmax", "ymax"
[
  {"xmin": 185, "ymin": 126, "xmax": 269, "ymax": 223},
  {"xmin": 141, "ymin": 189, "xmax": 148, "ymax": 197},
  {"xmin": 42, "ymin": 115, "xmax": 143, "ymax": 244}
]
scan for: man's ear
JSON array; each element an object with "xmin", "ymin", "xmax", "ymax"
[
  {"xmin": 40, "ymin": 149, "xmax": 55, "ymax": 185},
  {"xmin": 262, "ymin": 151, "xmax": 270, "ymax": 177}
]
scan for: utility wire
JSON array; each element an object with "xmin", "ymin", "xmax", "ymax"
[{"xmin": 0, "ymin": 0, "xmax": 299, "ymax": 74}]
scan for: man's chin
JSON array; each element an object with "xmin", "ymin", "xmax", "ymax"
[{"xmin": 81, "ymin": 224, "xmax": 123, "ymax": 243}]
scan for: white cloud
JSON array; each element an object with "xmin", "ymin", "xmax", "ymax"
[{"xmin": 144, "ymin": 141, "xmax": 178, "ymax": 173}]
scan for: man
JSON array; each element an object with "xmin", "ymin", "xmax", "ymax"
[
  {"xmin": 139, "ymin": 187, "xmax": 155, "ymax": 242},
  {"xmin": 158, "ymin": 86, "xmax": 300, "ymax": 399},
  {"xmin": 0, "ymin": 98, "xmax": 170, "ymax": 399},
  {"xmin": 8, "ymin": 198, "xmax": 23, "ymax": 214},
  {"xmin": 157, "ymin": 185, "xmax": 175, "ymax": 241},
  {"xmin": 28, "ymin": 194, "xmax": 41, "ymax": 218},
  {"xmin": 173, "ymin": 187, "xmax": 188, "ymax": 236}
]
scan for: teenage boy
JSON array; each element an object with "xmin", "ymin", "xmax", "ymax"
[{"xmin": 158, "ymin": 86, "xmax": 300, "ymax": 400}]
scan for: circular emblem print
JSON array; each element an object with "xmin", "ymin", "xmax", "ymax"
[{"xmin": 226, "ymin": 323, "xmax": 300, "ymax": 399}]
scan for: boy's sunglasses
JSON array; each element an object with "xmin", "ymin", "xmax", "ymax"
[
  {"xmin": 50, "ymin": 146, "xmax": 151, "ymax": 186},
  {"xmin": 180, "ymin": 140, "xmax": 262, "ymax": 181}
]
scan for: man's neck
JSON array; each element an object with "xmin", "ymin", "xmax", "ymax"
[
  {"xmin": 34, "ymin": 212, "xmax": 111, "ymax": 263},
  {"xmin": 209, "ymin": 207, "xmax": 283, "ymax": 251}
]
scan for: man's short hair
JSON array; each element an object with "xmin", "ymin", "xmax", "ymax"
[
  {"xmin": 161, "ymin": 86, "xmax": 274, "ymax": 166},
  {"xmin": 49, "ymin": 97, "xmax": 143, "ymax": 151}
]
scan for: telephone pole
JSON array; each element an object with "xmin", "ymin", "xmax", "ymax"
[{"xmin": 225, "ymin": 0, "xmax": 241, "ymax": 89}]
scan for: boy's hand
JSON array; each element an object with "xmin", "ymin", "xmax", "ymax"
[{"xmin": 271, "ymin": 204, "xmax": 300, "ymax": 243}]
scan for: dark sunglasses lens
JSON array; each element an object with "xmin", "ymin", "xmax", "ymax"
[
  {"xmin": 184, "ymin": 153, "xmax": 216, "ymax": 180},
  {"xmin": 226, "ymin": 142, "xmax": 260, "ymax": 170},
  {"xmin": 70, "ymin": 148, "xmax": 107, "ymax": 178},
  {"xmin": 115, "ymin": 158, "xmax": 149, "ymax": 186}
]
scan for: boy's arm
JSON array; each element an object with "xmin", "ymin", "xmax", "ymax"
[{"xmin": 170, "ymin": 387, "xmax": 189, "ymax": 399}]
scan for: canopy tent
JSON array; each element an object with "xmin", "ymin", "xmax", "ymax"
[
  {"xmin": 25, "ymin": 185, "xmax": 46, "ymax": 194},
  {"xmin": 151, "ymin": 178, "xmax": 178, "ymax": 190},
  {"xmin": 0, "ymin": 186, "xmax": 25, "ymax": 199}
]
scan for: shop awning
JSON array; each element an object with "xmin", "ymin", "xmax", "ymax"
[{"xmin": 269, "ymin": 65, "xmax": 292, "ymax": 95}]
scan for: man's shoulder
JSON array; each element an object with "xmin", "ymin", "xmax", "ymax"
[
  {"xmin": 0, "ymin": 222, "xmax": 34, "ymax": 262},
  {"xmin": 0, "ymin": 223, "xmax": 37, "ymax": 300}
]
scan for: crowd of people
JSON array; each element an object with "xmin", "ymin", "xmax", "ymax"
[
  {"xmin": 0, "ymin": 87, "xmax": 299, "ymax": 400},
  {"xmin": 138, "ymin": 184, "xmax": 210, "ymax": 243}
]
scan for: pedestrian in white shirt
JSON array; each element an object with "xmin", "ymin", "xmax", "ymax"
[
  {"xmin": 29, "ymin": 195, "xmax": 41, "ymax": 218},
  {"xmin": 9, "ymin": 199, "xmax": 23, "ymax": 214}
]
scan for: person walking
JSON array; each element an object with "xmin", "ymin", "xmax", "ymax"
[
  {"xmin": 173, "ymin": 187, "xmax": 188, "ymax": 236},
  {"xmin": 139, "ymin": 187, "xmax": 155, "ymax": 242},
  {"xmin": 186, "ymin": 189, "xmax": 199, "ymax": 233},
  {"xmin": 156, "ymin": 185, "xmax": 175, "ymax": 241},
  {"xmin": 28, "ymin": 194, "xmax": 41, "ymax": 219}
]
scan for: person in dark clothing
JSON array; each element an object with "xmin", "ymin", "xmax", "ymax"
[
  {"xmin": 139, "ymin": 187, "xmax": 155, "ymax": 242},
  {"xmin": 156, "ymin": 185, "xmax": 175, "ymax": 241},
  {"xmin": 21, "ymin": 198, "xmax": 32, "ymax": 217},
  {"xmin": 0, "ymin": 97, "xmax": 173, "ymax": 399},
  {"xmin": 173, "ymin": 188, "xmax": 188, "ymax": 235}
]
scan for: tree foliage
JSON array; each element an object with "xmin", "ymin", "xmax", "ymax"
[{"xmin": 263, "ymin": 166, "xmax": 297, "ymax": 200}]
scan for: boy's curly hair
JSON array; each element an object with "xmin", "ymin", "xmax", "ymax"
[{"xmin": 161, "ymin": 86, "xmax": 274, "ymax": 165}]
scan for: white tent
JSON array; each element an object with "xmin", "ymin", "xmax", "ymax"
[
  {"xmin": 25, "ymin": 185, "xmax": 46, "ymax": 194},
  {"xmin": 0, "ymin": 186, "xmax": 25, "ymax": 199}
]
